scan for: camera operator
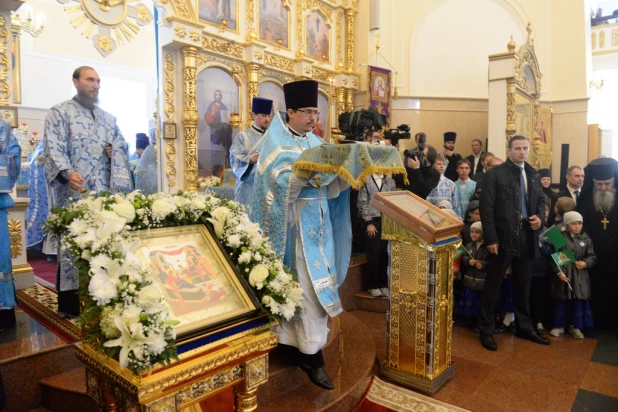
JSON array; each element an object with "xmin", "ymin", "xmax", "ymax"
[{"xmin": 404, "ymin": 133, "xmax": 440, "ymax": 199}]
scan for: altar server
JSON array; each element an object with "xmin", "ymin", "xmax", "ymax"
[{"xmin": 229, "ymin": 97, "xmax": 273, "ymax": 206}]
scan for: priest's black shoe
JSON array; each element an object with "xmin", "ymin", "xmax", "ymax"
[
  {"xmin": 299, "ymin": 364, "xmax": 335, "ymax": 390},
  {"xmin": 516, "ymin": 330, "xmax": 551, "ymax": 345},
  {"xmin": 480, "ymin": 333, "xmax": 497, "ymax": 351}
]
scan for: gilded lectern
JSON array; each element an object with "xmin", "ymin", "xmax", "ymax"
[{"xmin": 371, "ymin": 191, "xmax": 464, "ymax": 394}]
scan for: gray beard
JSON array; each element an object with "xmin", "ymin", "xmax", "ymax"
[{"xmin": 593, "ymin": 188, "xmax": 616, "ymax": 212}]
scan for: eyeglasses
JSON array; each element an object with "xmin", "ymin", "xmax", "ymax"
[{"xmin": 296, "ymin": 109, "xmax": 320, "ymax": 116}]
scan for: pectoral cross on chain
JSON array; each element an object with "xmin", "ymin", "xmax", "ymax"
[{"xmin": 602, "ymin": 217, "xmax": 609, "ymax": 230}]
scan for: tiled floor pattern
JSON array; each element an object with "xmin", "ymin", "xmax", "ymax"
[{"xmin": 351, "ymin": 310, "xmax": 618, "ymax": 412}]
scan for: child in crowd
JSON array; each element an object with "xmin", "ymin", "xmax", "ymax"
[
  {"xmin": 454, "ymin": 159, "xmax": 476, "ymax": 217},
  {"xmin": 427, "ymin": 156, "xmax": 461, "ymax": 219},
  {"xmin": 529, "ymin": 205, "xmax": 553, "ymax": 335},
  {"xmin": 458, "ymin": 222, "xmax": 489, "ymax": 330},
  {"xmin": 553, "ymin": 197, "xmax": 576, "ymax": 231},
  {"xmin": 549, "ymin": 211, "xmax": 597, "ymax": 339},
  {"xmin": 461, "ymin": 200, "xmax": 480, "ymax": 245},
  {"xmin": 357, "ymin": 172, "xmax": 397, "ymax": 298}
]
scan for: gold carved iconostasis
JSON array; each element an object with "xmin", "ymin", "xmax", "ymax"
[
  {"xmin": 161, "ymin": 0, "xmax": 360, "ymax": 192},
  {"xmin": 505, "ymin": 30, "xmax": 552, "ymax": 170},
  {"xmin": 0, "ymin": 0, "xmax": 360, "ymax": 194}
]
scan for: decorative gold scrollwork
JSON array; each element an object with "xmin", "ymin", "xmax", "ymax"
[
  {"xmin": 8, "ymin": 219, "xmax": 22, "ymax": 258},
  {"xmin": 400, "ymin": 290, "xmax": 418, "ymax": 314},
  {"xmin": 0, "ymin": 17, "xmax": 10, "ymax": 106}
]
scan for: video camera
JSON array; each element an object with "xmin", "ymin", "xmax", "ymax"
[
  {"xmin": 337, "ymin": 107, "xmax": 386, "ymax": 141},
  {"xmin": 403, "ymin": 132, "xmax": 427, "ymax": 164},
  {"xmin": 383, "ymin": 124, "xmax": 411, "ymax": 147}
]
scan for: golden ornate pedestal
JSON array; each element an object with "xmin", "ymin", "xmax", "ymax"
[
  {"xmin": 76, "ymin": 318, "xmax": 277, "ymax": 411},
  {"xmin": 371, "ymin": 192, "xmax": 463, "ymax": 394}
]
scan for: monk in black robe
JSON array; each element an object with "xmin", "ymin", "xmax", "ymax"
[{"xmin": 578, "ymin": 157, "xmax": 618, "ymax": 329}]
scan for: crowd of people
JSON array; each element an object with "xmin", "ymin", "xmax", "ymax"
[{"xmin": 357, "ymin": 130, "xmax": 618, "ymax": 352}]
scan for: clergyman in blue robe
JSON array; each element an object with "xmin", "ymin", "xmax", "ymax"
[
  {"xmin": 134, "ymin": 129, "xmax": 158, "ymax": 194},
  {"xmin": 44, "ymin": 66, "xmax": 133, "ymax": 316},
  {"xmin": 0, "ymin": 118, "xmax": 21, "ymax": 328},
  {"xmin": 229, "ymin": 97, "xmax": 273, "ymax": 207},
  {"xmin": 251, "ymin": 80, "xmax": 351, "ymax": 391}
]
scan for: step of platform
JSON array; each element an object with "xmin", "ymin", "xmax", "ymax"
[
  {"xmin": 339, "ymin": 254, "xmax": 368, "ymax": 311},
  {"xmin": 39, "ymin": 367, "xmax": 97, "ymax": 412},
  {"xmin": 257, "ymin": 312, "xmax": 377, "ymax": 412},
  {"xmin": 354, "ymin": 291, "xmax": 389, "ymax": 313},
  {"xmin": 0, "ymin": 344, "xmax": 83, "ymax": 412},
  {"xmin": 257, "ymin": 315, "xmax": 342, "ymax": 403}
]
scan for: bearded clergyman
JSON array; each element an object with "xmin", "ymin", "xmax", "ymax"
[
  {"xmin": 578, "ymin": 157, "xmax": 618, "ymax": 329},
  {"xmin": 44, "ymin": 66, "xmax": 133, "ymax": 316}
]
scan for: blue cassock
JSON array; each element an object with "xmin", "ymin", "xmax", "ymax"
[
  {"xmin": 251, "ymin": 111, "xmax": 351, "ymax": 319},
  {"xmin": 134, "ymin": 145, "xmax": 158, "ymax": 195},
  {"xmin": 44, "ymin": 99, "xmax": 133, "ymax": 208},
  {"xmin": 229, "ymin": 126, "xmax": 265, "ymax": 206},
  {"xmin": 44, "ymin": 99, "xmax": 133, "ymax": 292},
  {"xmin": 26, "ymin": 140, "xmax": 49, "ymax": 248},
  {"xmin": 0, "ymin": 120, "xmax": 21, "ymax": 310}
]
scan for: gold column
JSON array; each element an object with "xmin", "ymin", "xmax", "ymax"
[
  {"xmin": 233, "ymin": 388, "xmax": 258, "ymax": 412},
  {"xmin": 530, "ymin": 99, "xmax": 541, "ymax": 168},
  {"xmin": 246, "ymin": 63, "xmax": 260, "ymax": 127},
  {"xmin": 345, "ymin": 9, "xmax": 355, "ymax": 72},
  {"xmin": 182, "ymin": 47, "xmax": 199, "ymax": 192},
  {"xmin": 163, "ymin": 53, "xmax": 177, "ymax": 189},
  {"xmin": 505, "ymin": 80, "xmax": 516, "ymax": 151},
  {"xmin": 345, "ymin": 88, "xmax": 354, "ymax": 112},
  {"xmin": 0, "ymin": 16, "xmax": 10, "ymax": 106},
  {"xmin": 336, "ymin": 87, "xmax": 346, "ymax": 120}
]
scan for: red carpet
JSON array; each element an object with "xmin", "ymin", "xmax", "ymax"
[
  {"xmin": 354, "ymin": 376, "xmax": 469, "ymax": 412},
  {"xmin": 28, "ymin": 254, "xmax": 57, "ymax": 287}
]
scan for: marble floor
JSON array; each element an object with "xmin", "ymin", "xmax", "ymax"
[{"xmin": 352, "ymin": 310, "xmax": 618, "ymax": 412}]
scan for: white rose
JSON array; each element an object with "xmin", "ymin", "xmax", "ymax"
[
  {"xmin": 173, "ymin": 196, "xmax": 190, "ymax": 207},
  {"xmin": 191, "ymin": 198, "xmax": 206, "ymax": 210},
  {"xmin": 137, "ymin": 285, "xmax": 162, "ymax": 307},
  {"xmin": 211, "ymin": 206, "xmax": 231, "ymax": 223},
  {"xmin": 112, "ymin": 201, "xmax": 136, "ymax": 223},
  {"xmin": 248, "ymin": 264, "xmax": 270, "ymax": 289},
  {"xmin": 151, "ymin": 199, "xmax": 174, "ymax": 219}
]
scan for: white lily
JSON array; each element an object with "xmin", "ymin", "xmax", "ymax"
[{"xmin": 103, "ymin": 317, "xmax": 167, "ymax": 368}]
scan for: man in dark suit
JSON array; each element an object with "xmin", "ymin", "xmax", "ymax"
[
  {"xmin": 465, "ymin": 139, "xmax": 485, "ymax": 175},
  {"xmin": 479, "ymin": 135, "xmax": 551, "ymax": 351},
  {"xmin": 547, "ymin": 165, "xmax": 584, "ymax": 226}
]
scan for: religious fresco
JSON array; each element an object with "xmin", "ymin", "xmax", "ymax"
[
  {"xmin": 198, "ymin": 0, "xmax": 238, "ymax": 31},
  {"xmin": 315, "ymin": 92, "xmax": 329, "ymax": 139},
  {"xmin": 259, "ymin": 0, "xmax": 289, "ymax": 48},
  {"xmin": 257, "ymin": 82, "xmax": 286, "ymax": 115},
  {"xmin": 197, "ymin": 67, "xmax": 239, "ymax": 174},
  {"xmin": 306, "ymin": 11, "xmax": 330, "ymax": 61}
]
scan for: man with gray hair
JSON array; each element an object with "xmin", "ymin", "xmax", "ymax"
[{"xmin": 578, "ymin": 157, "xmax": 618, "ymax": 329}]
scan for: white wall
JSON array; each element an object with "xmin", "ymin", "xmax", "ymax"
[
  {"xmin": 16, "ymin": 0, "xmax": 157, "ymax": 150},
  {"xmin": 410, "ymin": 0, "xmax": 523, "ymax": 98}
]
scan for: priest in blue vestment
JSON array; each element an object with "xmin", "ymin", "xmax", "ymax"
[
  {"xmin": 229, "ymin": 97, "xmax": 273, "ymax": 206},
  {"xmin": 44, "ymin": 66, "xmax": 133, "ymax": 316},
  {"xmin": 0, "ymin": 118, "xmax": 21, "ymax": 328},
  {"xmin": 134, "ymin": 129, "xmax": 158, "ymax": 194},
  {"xmin": 251, "ymin": 80, "xmax": 352, "ymax": 390}
]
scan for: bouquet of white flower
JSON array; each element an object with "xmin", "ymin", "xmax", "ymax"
[
  {"xmin": 45, "ymin": 190, "xmax": 303, "ymax": 375},
  {"xmin": 197, "ymin": 176, "xmax": 221, "ymax": 189}
]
